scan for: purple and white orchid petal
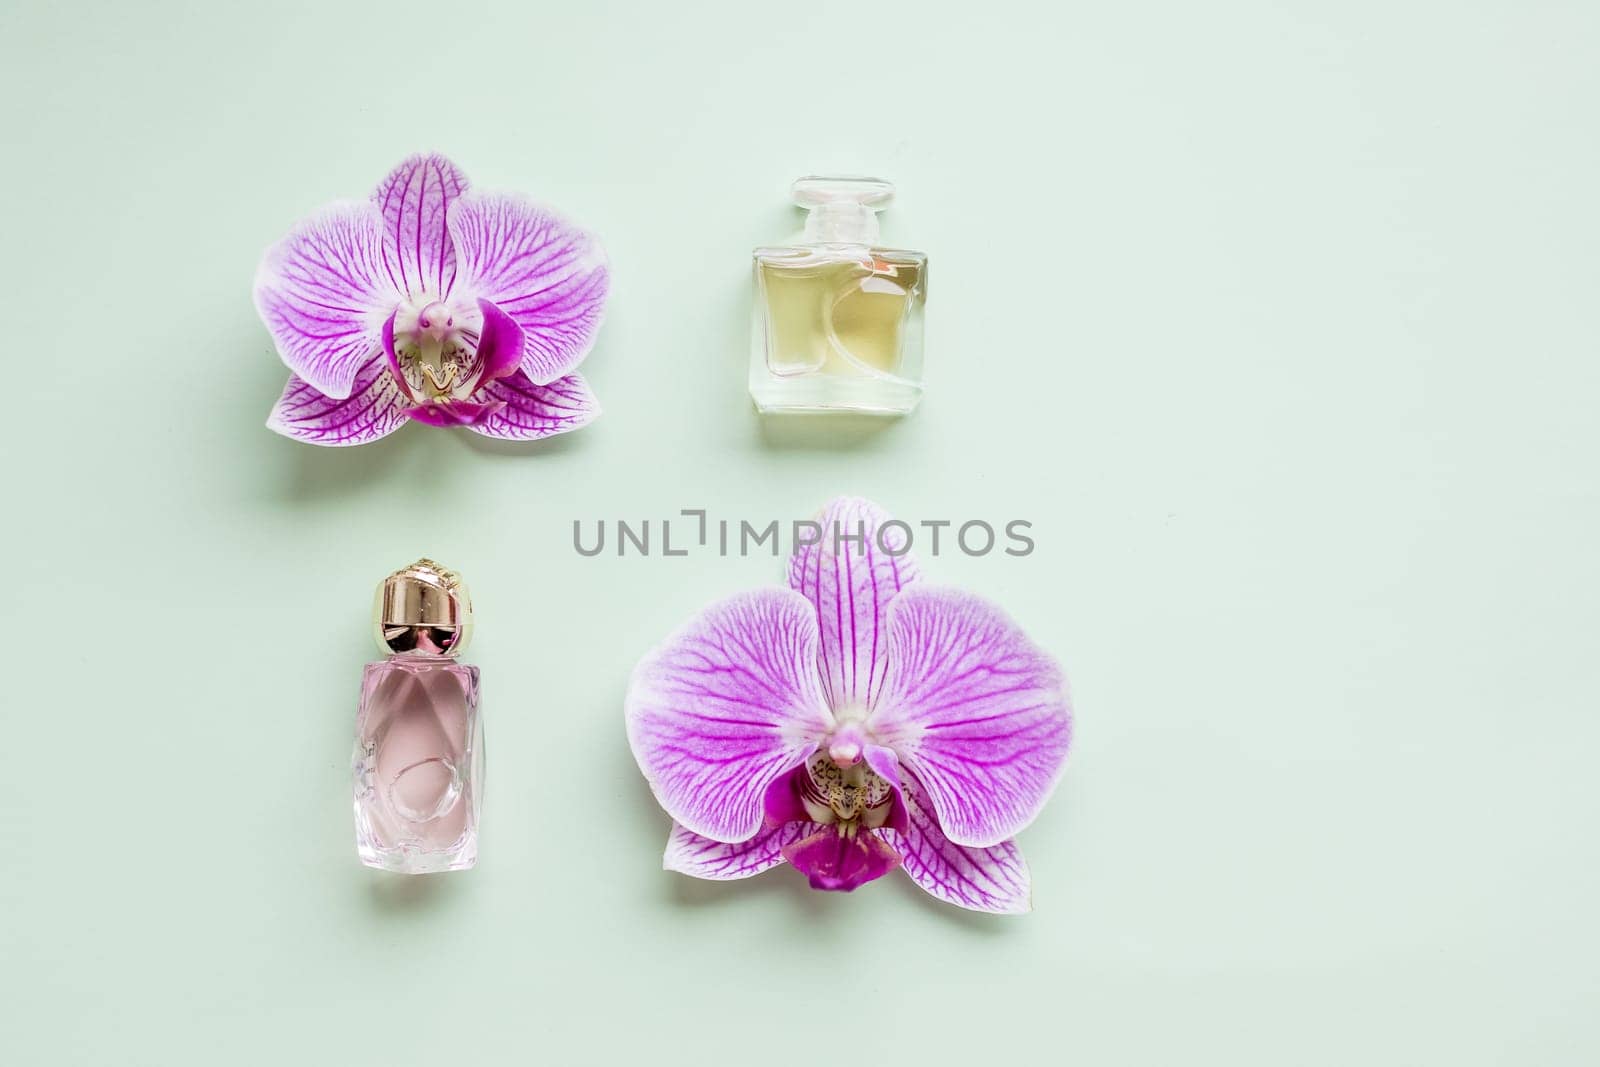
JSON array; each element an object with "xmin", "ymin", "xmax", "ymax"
[
  {"xmin": 371, "ymin": 153, "xmax": 468, "ymax": 300},
  {"xmin": 863, "ymin": 745, "xmax": 910, "ymax": 834},
  {"xmin": 472, "ymin": 299, "xmax": 526, "ymax": 385},
  {"xmin": 787, "ymin": 497, "xmax": 921, "ymax": 711},
  {"xmin": 883, "ymin": 769, "xmax": 1032, "ymax": 915},
  {"xmin": 663, "ymin": 821, "xmax": 814, "ymax": 880},
  {"xmin": 783, "ymin": 827, "xmax": 902, "ymax": 892},
  {"xmin": 253, "ymin": 201, "xmax": 396, "ymax": 400},
  {"xmin": 761, "ymin": 764, "xmax": 815, "ymax": 828},
  {"xmin": 466, "ymin": 372, "xmax": 600, "ymax": 441},
  {"xmin": 265, "ymin": 363, "xmax": 408, "ymax": 447},
  {"xmin": 872, "ymin": 585, "xmax": 1071, "ymax": 849},
  {"xmin": 626, "ymin": 589, "xmax": 834, "ymax": 843},
  {"xmin": 864, "ymin": 743, "xmax": 901, "ymax": 791},
  {"xmin": 447, "ymin": 191, "xmax": 609, "ymax": 384}
]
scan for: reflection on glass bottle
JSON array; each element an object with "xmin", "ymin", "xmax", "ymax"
[
  {"xmin": 752, "ymin": 177, "xmax": 927, "ymax": 415},
  {"xmin": 353, "ymin": 559, "xmax": 483, "ymax": 874}
]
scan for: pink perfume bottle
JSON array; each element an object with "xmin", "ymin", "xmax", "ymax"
[{"xmin": 353, "ymin": 559, "xmax": 483, "ymax": 874}]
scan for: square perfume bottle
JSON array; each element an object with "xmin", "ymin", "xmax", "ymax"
[{"xmin": 751, "ymin": 176, "xmax": 928, "ymax": 415}]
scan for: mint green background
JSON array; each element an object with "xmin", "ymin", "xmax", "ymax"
[{"xmin": 3, "ymin": 1, "xmax": 1597, "ymax": 1063}]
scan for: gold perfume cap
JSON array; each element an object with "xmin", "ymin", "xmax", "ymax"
[{"xmin": 373, "ymin": 558, "xmax": 473, "ymax": 657}]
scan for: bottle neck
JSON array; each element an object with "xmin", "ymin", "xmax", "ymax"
[
  {"xmin": 383, "ymin": 650, "xmax": 463, "ymax": 664},
  {"xmin": 803, "ymin": 202, "xmax": 880, "ymax": 244}
]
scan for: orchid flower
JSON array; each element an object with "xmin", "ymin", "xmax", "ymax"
[
  {"xmin": 626, "ymin": 498, "xmax": 1072, "ymax": 914},
  {"xmin": 254, "ymin": 154, "xmax": 608, "ymax": 445}
]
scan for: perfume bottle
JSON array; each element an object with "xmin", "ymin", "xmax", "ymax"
[
  {"xmin": 751, "ymin": 176, "xmax": 928, "ymax": 415},
  {"xmin": 353, "ymin": 559, "xmax": 483, "ymax": 874}
]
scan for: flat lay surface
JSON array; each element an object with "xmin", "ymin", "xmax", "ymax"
[{"xmin": 2, "ymin": 1, "xmax": 1596, "ymax": 1064}]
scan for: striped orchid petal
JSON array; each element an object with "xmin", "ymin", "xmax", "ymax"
[
  {"xmin": 626, "ymin": 589, "xmax": 834, "ymax": 843},
  {"xmin": 787, "ymin": 497, "xmax": 920, "ymax": 711},
  {"xmin": 870, "ymin": 586, "xmax": 1072, "ymax": 848},
  {"xmin": 266, "ymin": 360, "xmax": 408, "ymax": 446},
  {"xmin": 663, "ymin": 821, "xmax": 814, "ymax": 880},
  {"xmin": 882, "ymin": 768, "xmax": 1032, "ymax": 914},
  {"xmin": 371, "ymin": 153, "xmax": 468, "ymax": 300},
  {"xmin": 253, "ymin": 201, "xmax": 396, "ymax": 400},
  {"xmin": 447, "ymin": 191, "xmax": 610, "ymax": 385},
  {"xmin": 468, "ymin": 372, "xmax": 599, "ymax": 441}
]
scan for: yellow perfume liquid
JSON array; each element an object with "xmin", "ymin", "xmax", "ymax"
[
  {"xmin": 750, "ymin": 177, "xmax": 928, "ymax": 415},
  {"xmin": 757, "ymin": 255, "xmax": 925, "ymax": 378}
]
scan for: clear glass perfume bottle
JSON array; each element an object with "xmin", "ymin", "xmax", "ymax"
[
  {"xmin": 353, "ymin": 559, "xmax": 483, "ymax": 874},
  {"xmin": 751, "ymin": 176, "xmax": 928, "ymax": 415}
]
